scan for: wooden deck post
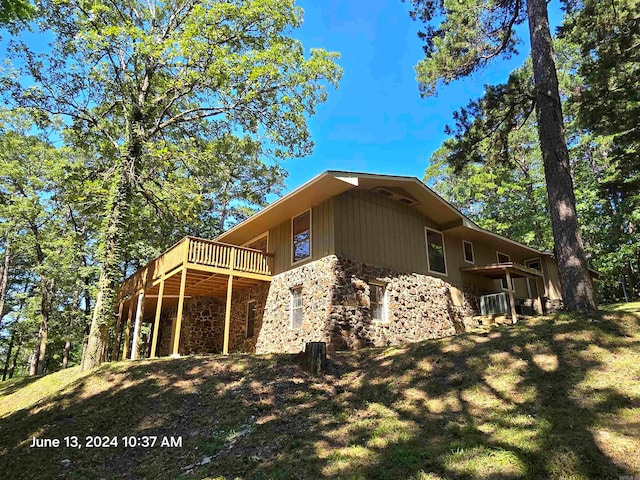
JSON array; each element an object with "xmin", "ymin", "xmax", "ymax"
[
  {"xmin": 535, "ymin": 277, "xmax": 543, "ymax": 315},
  {"xmin": 172, "ymin": 268, "xmax": 187, "ymax": 356},
  {"xmin": 130, "ymin": 292, "xmax": 145, "ymax": 360},
  {"xmin": 223, "ymin": 274, "xmax": 234, "ymax": 355},
  {"xmin": 150, "ymin": 278, "xmax": 164, "ymax": 358},
  {"xmin": 505, "ymin": 269, "xmax": 518, "ymax": 323},
  {"xmin": 121, "ymin": 299, "xmax": 135, "ymax": 360},
  {"xmin": 222, "ymin": 248, "xmax": 235, "ymax": 356},
  {"xmin": 111, "ymin": 301, "xmax": 124, "ymax": 361}
]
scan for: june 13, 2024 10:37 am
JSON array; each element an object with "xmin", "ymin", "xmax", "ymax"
[{"xmin": 30, "ymin": 435, "xmax": 183, "ymax": 449}]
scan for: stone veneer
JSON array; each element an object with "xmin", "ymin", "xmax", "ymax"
[
  {"xmin": 326, "ymin": 256, "xmax": 479, "ymax": 351},
  {"xmin": 254, "ymin": 257, "xmax": 336, "ymax": 354},
  {"xmin": 254, "ymin": 255, "xmax": 481, "ymax": 354},
  {"xmin": 155, "ymin": 254, "xmax": 483, "ymax": 356},
  {"xmin": 156, "ymin": 285, "xmax": 270, "ymax": 356}
]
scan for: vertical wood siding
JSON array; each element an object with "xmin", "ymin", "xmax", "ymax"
[
  {"xmin": 266, "ymin": 188, "xmax": 555, "ymax": 302},
  {"xmin": 334, "ymin": 189, "xmax": 437, "ymax": 276},
  {"xmin": 333, "ymin": 190, "xmax": 540, "ymax": 296},
  {"xmin": 268, "ymin": 198, "xmax": 335, "ymax": 275}
]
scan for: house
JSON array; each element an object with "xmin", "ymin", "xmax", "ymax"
[{"xmin": 113, "ymin": 171, "xmax": 576, "ymax": 360}]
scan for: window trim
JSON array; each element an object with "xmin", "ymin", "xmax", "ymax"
[
  {"xmin": 289, "ymin": 286, "xmax": 304, "ymax": 329},
  {"xmin": 496, "ymin": 251, "xmax": 514, "ymax": 291},
  {"xmin": 243, "ymin": 232, "xmax": 269, "ymax": 252},
  {"xmin": 291, "ymin": 209, "xmax": 312, "ymax": 266},
  {"xmin": 462, "ymin": 240, "xmax": 475, "ymax": 264},
  {"xmin": 425, "ymin": 227, "xmax": 448, "ymax": 276},
  {"xmin": 369, "ymin": 282, "xmax": 388, "ymax": 323},
  {"xmin": 246, "ymin": 300, "xmax": 256, "ymax": 339}
]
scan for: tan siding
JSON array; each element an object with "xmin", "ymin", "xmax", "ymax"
[
  {"xmin": 333, "ymin": 189, "xmax": 553, "ymax": 300},
  {"xmin": 335, "ymin": 190, "xmax": 434, "ymax": 275},
  {"xmin": 269, "ymin": 220, "xmax": 290, "ymax": 275},
  {"xmin": 541, "ymin": 256, "xmax": 563, "ymax": 300},
  {"xmin": 269, "ymin": 198, "xmax": 335, "ymax": 275}
]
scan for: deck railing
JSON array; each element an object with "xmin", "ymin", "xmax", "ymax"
[
  {"xmin": 187, "ymin": 237, "xmax": 273, "ymax": 275},
  {"xmin": 120, "ymin": 236, "xmax": 273, "ymax": 299}
]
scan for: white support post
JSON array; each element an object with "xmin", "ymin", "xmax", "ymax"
[
  {"xmin": 505, "ymin": 269, "xmax": 518, "ymax": 324},
  {"xmin": 130, "ymin": 292, "xmax": 145, "ymax": 360}
]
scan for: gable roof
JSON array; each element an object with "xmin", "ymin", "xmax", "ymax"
[{"xmin": 215, "ymin": 170, "xmax": 552, "ymax": 259}]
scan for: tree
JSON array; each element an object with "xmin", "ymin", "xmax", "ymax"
[
  {"xmin": 406, "ymin": 0, "xmax": 596, "ymax": 310},
  {"xmin": 0, "ymin": 0, "xmax": 35, "ymax": 25},
  {"xmin": 561, "ymin": 0, "xmax": 640, "ymax": 300},
  {"xmin": 2, "ymin": 0, "xmax": 342, "ymax": 370},
  {"xmin": 561, "ymin": 0, "xmax": 640, "ymax": 204}
]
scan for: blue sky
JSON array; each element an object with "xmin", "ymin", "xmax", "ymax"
[{"xmin": 281, "ymin": 0, "xmax": 564, "ymax": 193}]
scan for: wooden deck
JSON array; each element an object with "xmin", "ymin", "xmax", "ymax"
[
  {"xmin": 119, "ymin": 236, "xmax": 273, "ymax": 300},
  {"xmin": 115, "ymin": 236, "xmax": 273, "ymax": 361}
]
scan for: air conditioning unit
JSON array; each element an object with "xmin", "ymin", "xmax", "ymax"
[{"xmin": 480, "ymin": 292, "xmax": 509, "ymax": 316}]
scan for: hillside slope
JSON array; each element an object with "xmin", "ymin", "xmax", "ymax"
[{"xmin": 1, "ymin": 304, "xmax": 639, "ymax": 479}]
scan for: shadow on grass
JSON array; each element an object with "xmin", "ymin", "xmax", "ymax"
[{"xmin": 0, "ymin": 309, "xmax": 638, "ymax": 479}]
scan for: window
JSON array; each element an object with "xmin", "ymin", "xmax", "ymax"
[
  {"xmin": 526, "ymin": 259, "xmax": 541, "ymax": 271},
  {"xmin": 290, "ymin": 287, "xmax": 303, "ymax": 329},
  {"xmin": 246, "ymin": 301, "xmax": 256, "ymax": 338},
  {"xmin": 292, "ymin": 210, "xmax": 311, "ymax": 264},
  {"xmin": 425, "ymin": 228, "xmax": 447, "ymax": 275},
  {"xmin": 462, "ymin": 240, "xmax": 474, "ymax": 264},
  {"xmin": 496, "ymin": 252, "xmax": 514, "ymax": 290},
  {"xmin": 369, "ymin": 283, "xmax": 387, "ymax": 322},
  {"xmin": 245, "ymin": 234, "xmax": 268, "ymax": 252}
]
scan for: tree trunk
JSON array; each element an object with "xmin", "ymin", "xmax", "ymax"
[
  {"xmin": 62, "ymin": 339, "xmax": 71, "ymax": 369},
  {"xmin": 526, "ymin": 0, "xmax": 596, "ymax": 311},
  {"xmin": 29, "ymin": 346, "xmax": 38, "ymax": 376},
  {"xmin": 302, "ymin": 342, "xmax": 327, "ymax": 376},
  {"xmin": 82, "ymin": 162, "xmax": 130, "ymax": 371},
  {"xmin": 35, "ymin": 279, "xmax": 53, "ymax": 376},
  {"xmin": 10, "ymin": 343, "xmax": 21, "ymax": 378},
  {"xmin": 0, "ymin": 242, "xmax": 10, "ymax": 331},
  {"xmin": 34, "ymin": 319, "xmax": 48, "ymax": 376},
  {"xmin": 2, "ymin": 328, "xmax": 14, "ymax": 381},
  {"xmin": 80, "ymin": 287, "xmax": 92, "ymax": 361}
]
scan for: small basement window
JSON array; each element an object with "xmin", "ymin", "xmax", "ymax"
[
  {"xmin": 425, "ymin": 227, "xmax": 447, "ymax": 275},
  {"xmin": 369, "ymin": 283, "xmax": 387, "ymax": 322},
  {"xmin": 290, "ymin": 287, "xmax": 303, "ymax": 329},
  {"xmin": 246, "ymin": 301, "xmax": 256, "ymax": 338},
  {"xmin": 463, "ymin": 240, "xmax": 474, "ymax": 264},
  {"xmin": 292, "ymin": 210, "xmax": 311, "ymax": 264}
]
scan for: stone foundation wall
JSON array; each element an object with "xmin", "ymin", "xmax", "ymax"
[
  {"xmin": 155, "ymin": 285, "xmax": 270, "ymax": 356},
  {"xmin": 254, "ymin": 257, "xmax": 336, "ymax": 354},
  {"xmin": 253, "ymin": 255, "xmax": 481, "ymax": 354},
  {"xmin": 326, "ymin": 256, "xmax": 480, "ymax": 350},
  {"xmin": 228, "ymin": 282, "xmax": 270, "ymax": 353},
  {"xmin": 157, "ymin": 307, "xmax": 177, "ymax": 357},
  {"xmin": 544, "ymin": 298, "xmax": 563, "ymax": 313},
  {"xmin": 154, "ymin": 254, "xmax": 486, "ymax": 356},
  {"xmin": 157, "ymin": 298, "xmax": 224, "ymax": 356}
]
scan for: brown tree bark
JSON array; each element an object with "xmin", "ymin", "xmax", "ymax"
[
  {"xmin": 82, "ymin": 161, "xmax": 130, "ymax": 371},
  {"xmin": 62, "ymin": 339, "xmax": 71, "ymax": 369},
  {"xmin": 526, "ymin": 0, "xmax": 596, "ymax": 311},
  {"xmin": 2, "ymin": 329, "xmax": 14, "ymax": 381},
  {"xmin": 10, "ymin": 343, "xmax": 21, "ymax": 378},
  {"xmin": 0, "ymin": 242, "xmax": 10, "ymax": 331},
  {"xmin": 26, "ymin": 220, "xmax": 55, "ymax": 376}
]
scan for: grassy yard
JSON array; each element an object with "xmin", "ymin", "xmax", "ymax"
[{"xmin": 0, "ymin": 303, "xmax": 639, "ymax": 479}]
